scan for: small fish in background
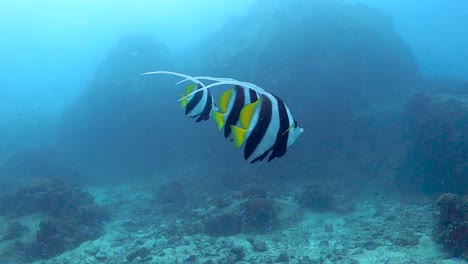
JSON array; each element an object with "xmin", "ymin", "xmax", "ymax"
[
  {"xmin": 211, "ymin": 85, "xmax": 259, "ymax": 140},
  {"xmin": 142, "ymin": 71, "xmax": 304, "ymax": 163}
]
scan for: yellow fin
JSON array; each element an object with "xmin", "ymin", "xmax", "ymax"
[
  {"xmin": 185, "ymin": 83, "xmax": 196, "ymax": 95},
  {"xmin": 180, "ymin": 94, "xmax": 188, "ymax": 108},
  {"xmin": 230, "ymin": 125, "xmax": 248, "ymax": 149},
  {"xmin": 239, "ymin": 98, "xmax": 262, "ymax": 129},
  {"xmin": 212, "ymin": 111, "xmax": 226, "ymax": 131},
  {"xmin": 218, "ymin": 88, "xmax": 234, "ymax": 114}
]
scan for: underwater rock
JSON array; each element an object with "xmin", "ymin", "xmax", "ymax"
[
  {"xmin": 7, "ymin": 178, "xmax": 110, "ymax": 260},
  {"xmin": 155, "ymin": 181, "xmax": 187, "ymax": 212},
  {"xmin": 242, "ymin": 185, "xmax": 268, "ymax": 199},
  {"xmin": 57, "ymin": 34, "xmax": 176, "ymax": 180},
  {"xmin": 391, "ymin": 232, "xmax": 420, "ymax": 247},
  {"xmin": 6, "ymin": 177, "xmax": 94, "ymax": 217},
  {"xmin": 228, "ymin": 246, "xmax": 246, "ymax": 263},
  {"xmin": 78, "ymin": 204, "xmax": 111, "ymax": 226},
  {"xmin": 401, "ymin": 94, "xmax": 467, "ymax": 194},
  {"xmin": 35, "ymin": 220, "xmax": 68, "ymax": 257},
  {"xmin": 298, "ymin": 185, "xmax": 336, "ymax": 212},
  {"xmin": 185, "ymin": 255, "xmax": 197, "ymax": 263},
  {"xmin": 95, "ymin": 251, "xmax": 109, "ymax": 262},
  {"xmin": 437, "ymin": 193, "xmax": 464, "ymax": 225},
  {"xmin": 32, "ymin": 216, "xmax": 104, "ymax": 258},
  {"xmin": 213, "ymin": 196, "xmax": 232, "ymax": 209},
  {"xmin": 1, "ymin": 221, "xmax": 30, "ymax": 240},
  {"xmin": 434, "ymin": 193, "xmax": 467, "ymax": 258},
  {"xmin": 240, "ymin": 198, "xmax": 276, "ymax": 230},
  {"xmin": 204, "ymin": 213, "xmax": 242, "ymax": 237},
  {"xmin": 276, "ymin": 252, "xmax": 290, "ymax": 263},
  {"xmin": 251, "ymin": 241, "xmax": 268, "ymax": 252},
  {"xmin": 126, "ymin": 247, "xmax": 151, "ymax": 262}
]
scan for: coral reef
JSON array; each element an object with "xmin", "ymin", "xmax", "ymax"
[
  {"xmin": 298, "ymin": 185, "xmax": 337, "ymax": 212},
  {"xmin": 434, "ymin": 193, "xmax": 468, "ymax": 258},
  {"xmin": 204, "ymin": 213, "xmax": 242, "ymax": 237},
  {"xmin": 0, "ymin": 177, "xmax": 94, "ymax": 217},
  {"xmin": 0, "ymin": 177, "xmax": 110, "ymax": 260},
  {"xmin": 240, "ymin": 198, "xmax": 277, "ymax": 231},
  {"xmin": 154, "ymin": 181, "xmax": 187, "ymax": 213},
  {"xmin": 1, "ymin": 221, "xmax": 30, "ymax": 241},
  {"xmin": 126, "ymin": 247, "xmax": 150, "ymax": 262},
  {"xmin": 242, "ymin": 185, "xmax": 268, "ymax": 199}
]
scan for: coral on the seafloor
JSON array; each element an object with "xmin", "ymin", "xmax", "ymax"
[
  {"xmin": 1, "ymin": 221, "xmax": 30, "ymax": 241},
  {"xmin": 434, "ymin": 193, "xmax": 468, "ymax": 259},
  {"xmin": 0, "ymin": 177, "xmax": 110, "ymax": 260},
  {"xmin": 240, "ymin": 198, "xmax": 276, "ymax": 231},
  {"xmin": 126, "ymin": 247, "xmax": 151, "ymax": 262},
  {"xmin": 241, "ymin": 185, "xmax": 268, "ymax": 199},
  {"xmin": 0, "ymin": 177, "xmax": 94, "ymax": 217},
  {"xmin": 297, "ymin": 185, "xmax": 337, "ymax": 212},
  {"xmin": 154, "ymin": 181, "xmax": 187, "ymax": 213},
  {"xmin": 204, "ymin": 213, "xmax": 242, "ymax": 237}
]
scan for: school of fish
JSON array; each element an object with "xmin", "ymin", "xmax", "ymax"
[{"xmin": 143, "ymin": 71, "xmax": 304, "ymax": 163}]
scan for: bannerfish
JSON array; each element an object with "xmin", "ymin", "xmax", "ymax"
[
  {"xmin": 181, "ymin": 78, "xmax": 304, "ymax": 163},
  {"xmin": 174, "ymin": 77, "xmax": 263, "ymax": 138},
  {"xmin": 142, "ymin": 71, "xmax": 304, "ymax": 163},
  {"xmin": 180, "ymin": 82, "xmax": 213, "ymax": 122},
  {"xmin": 211, "ymin": 85, "xmax": 260, "ymax": 140},
  {"xmin": 142, "ymin": 71, "xmax": 214, "ymax": 122}
]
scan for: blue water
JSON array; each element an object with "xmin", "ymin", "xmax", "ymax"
[{"xmin": 0, "ymin": 0, "xmax": 466, "ymax": 262}]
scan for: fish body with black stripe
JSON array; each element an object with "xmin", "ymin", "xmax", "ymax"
[
  {"xmin": 142, "ymin": 71, "xmax": 215, "ymax": 122},
  {"xmin": 142, "ymin": 71, "xmax": 304, "ymax": 163},
  {"xmin": 180, "ymin": 83, "xmax": 214, "ymax": 122},
  {"xmin": 211, "ymin": 85, "xmax": 260, "ymax": 140},
  {"xmin": 182, "ymin": 78, "xmax": 304, "ymax": 163},
  {"xmin": 230, "ymin": 92, "xmax": 303, "ymax": 163}
]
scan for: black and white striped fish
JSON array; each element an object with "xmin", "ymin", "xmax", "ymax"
[
  {"xmin": 182, "ymin": 79, "xmax": 304, "ymax": 163},
  {"xmin": 142, "ymin": 71, "xmax": 304, "ymax": 163},
  {"xmin": 230, "ymin": 92, "xmax": 303, "ymax": 163},
  {"xmin": 211, "ymin": 85, "xmax": 260, "ymax": 140},
  {"xmin": 180, "ymin": 83, "xmax": 213, "ymax": 122}
]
